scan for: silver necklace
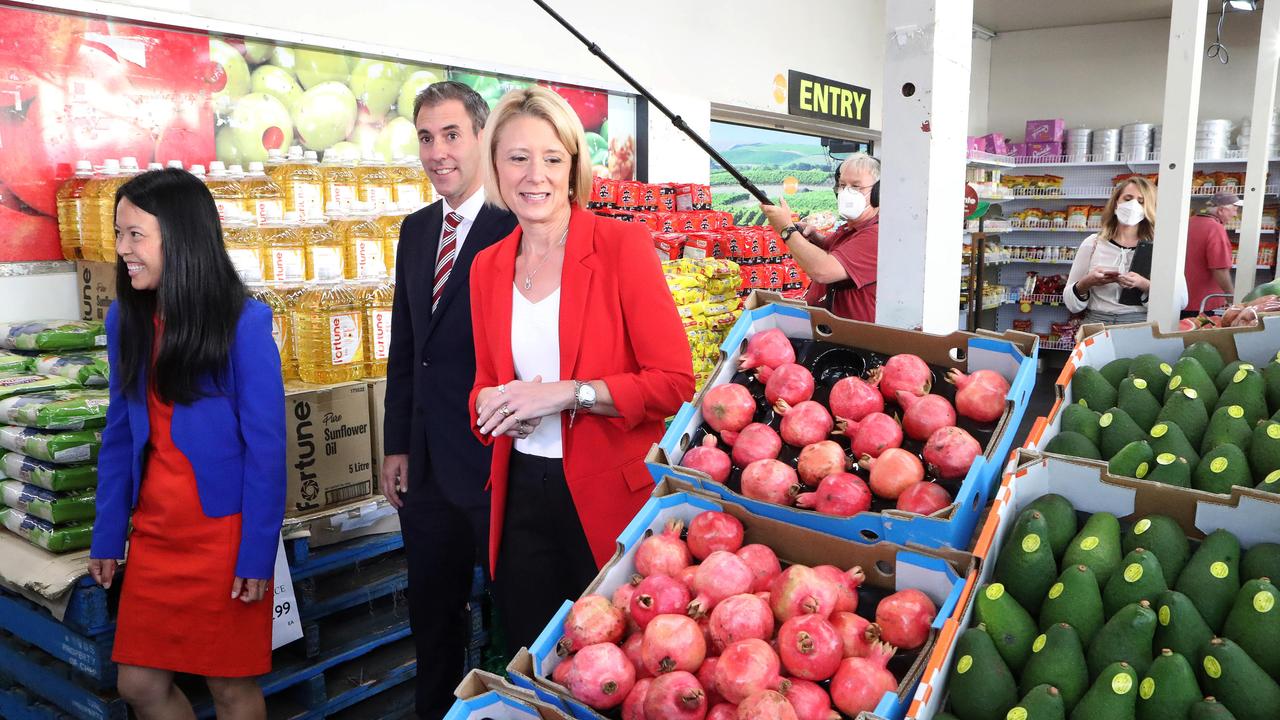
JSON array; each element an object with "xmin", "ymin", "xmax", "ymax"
[{"xmin": 522, "ymin": 226, "xmax": 568, "ymax": 290}]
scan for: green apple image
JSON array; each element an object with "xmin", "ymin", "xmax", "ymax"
[
  {"xmin": 215, "ymin": 126, "xmax": 244, "ymax": 166},
  {"xmin": 243, "ymin": 39, "xmax": 274, "ymax": 65},
  {"xmin": 451, "ymin": 72, "xmax": 504, "ymax": 108},
  {"xmin": 375, "ymin": 117, "xmax": 418, "ymax": 162},
  {"xmin": 251, "ymin": 64, "xmax": 303, "ymax": 110},
  {"xmin": 292, "ymin": 82, "xmax": 358, "ymax": 151},
  {"xmin": 325, "ymin": 142, "xmax": 361, "ymax": 162},
  {"xmin": 209, "ymin": 38, "xmax": 251, "ymax": 116},
  {"xmin": 271, "ymin": 46, "xmax": 297, "ymax": 77},
  {"xmin": 397, "ymin": 68, "xmax": 445, "ymax": 120},
  {"xmin": 227, "ymin": 93, "xmax": 295, "ymax": 164},
  {"xmin": 351, "ymin": 108, "xmax": 384, "ymax": 160},
  {"xmin": 350, "ymin": 59, "xmax": 405, "ymax": 117},
  {"xmin": 293, "ymin": 48, "xmax": 352, "ymax": 90}
]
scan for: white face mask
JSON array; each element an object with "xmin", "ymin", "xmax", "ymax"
[
  {"xmin": 838, "ymin": 187, "xmax": 868, "ymax": 221},
  {"xmin": 1115, "ymin": 199, "xmax": 1146, "ymax": 226}
]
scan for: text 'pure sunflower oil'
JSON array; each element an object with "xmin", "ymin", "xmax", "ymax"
[
  {"xmin": 56, "ymin": 161, "xmax": 93, "ymax": 260},
  {"xmin": 359, "ymin": 275, "xmax": 394, "ymax": 378},
  {"xmin": 223, "ymin": 209, "xmax": 265, "ymax": 282},
  {"xmin": 247, "ymin": 282, "xmax": 288, "ymax": 378},
  {"xmin": 293, "ymin": 280, "xmax": 363, "ymax": 385},
  {"xmin": 263, "ymin": 213, "xmax": 306, "ymax": 284}
]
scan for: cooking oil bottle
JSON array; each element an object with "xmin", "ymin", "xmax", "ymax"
[
  {"xmin": 274, "ymin": 281, "xmax": 306, "ymax": 382},
  {"xmin": 360, "ymin": 274, "xmax": 395, "ymax": 378},
  {"xmin": 293, "ymin": 280, "xmax": 364, "ymax": 384},
  {"xmin": 376, "ymin": 210, "xmax": 408, "ymax": 274},
  {"xmin": 342, "ymin": 202, "xmax": 387, "ymax": 280},
  {"xmin": 321, "ymin": 149, "xmax": 358, "ymax": 213},
  {"xmin": 56, "ymin": 161, "xmax": 93, "ymax": 260},
  {"xmin": 243, "ymin": 161, "xmax": 285, "ymax": 223},
  {"xmin": 263, "ymin": 212, "xmax": 307, "ymax": 284},
  {"xmin": 189, "ymin": 164, "xmax": 206, "ymax": 180},
  {"xmin": 96, "ymin": 157, "xmax": 138, "ymax": 264},
  {"xmin": 223, "ymin": 209, "xmax": 265, "ymax": 282},
  {"xmin": 302, "ymin": 213, "xmax": 345, "ymax": 281},
  {"xmin": 166, "ymin": 160, "xmax": 184, "ymax": 170},
  {"xmin": 205, "ymin": 161, "xmax": 245, "ymax": 222},
  {"xmin": 357, "ymin": 155, "xmax": 396, "ymax": 213},
  {"xmin": 78, "ymin": 161, "xmax": 114, "ymax": 262},
  {"xmin": 247, "ymin": 282, "xmax": 289, "ymax": 378},
  {"xmin": 264, "ymin": 148, "xmax": 285, "ymax": 184}
]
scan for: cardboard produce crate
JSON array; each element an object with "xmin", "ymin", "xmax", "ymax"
[
  {"xmin": 906, "ymin": 453, "xmax": 1280, "ymax": 720},
  {"xmin": 75, "ymin": 261, "xmax": 116, "ymax": 323},
  {"xmin": 648, "ymin": 291, "xmax": 1039, "ymax": 550},
  {"xmin": 446, "ymin": 670, "xmax": 571, "ymax": 720},
  {"xmin": 284, "ymin": 382, "xmax": 374, "ymax": 518},
  {"xmin": 509, "ymin": 477, "xmax": 973, "ymax": 720}
]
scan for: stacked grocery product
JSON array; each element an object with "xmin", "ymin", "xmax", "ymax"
[
  {"xmin": 663, "ymin": 258, "xmax": 743, "ymax": 391},
  {"xmin": 0, "ymin": 321, "xmax": 109, "ymax": 554}
]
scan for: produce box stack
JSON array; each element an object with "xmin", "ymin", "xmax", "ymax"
[
  {"xmin": 663, "ymin": 257, "xmax": 744, "ymax": 392},
  {"xmin": 0, "ymin": 321, "xmax": 109, "ymax": 554}
]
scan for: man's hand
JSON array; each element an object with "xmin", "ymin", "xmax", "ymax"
[
  {"xmin": 380, "ymin": 453, "xmax": 409, "ymax": 509},
  {"xmin": 759, "ymin": 198, "xmax": 794, "ymax": 233},
  {"xmin": 231, "ymin": 577, "xmax": 268, "ymax": 603},
  {"xmin": 88, "ymin": 558, "xmax": 117, "ymax": 589}
]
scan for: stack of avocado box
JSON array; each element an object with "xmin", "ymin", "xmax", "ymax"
[{"xmin": 0, "ymin": 321, "xmax": 109, "ymax": 554}]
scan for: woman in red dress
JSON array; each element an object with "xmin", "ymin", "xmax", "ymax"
[{"xmin": 88, "ymin": 168, "xmax": 286, "ymax": 719}]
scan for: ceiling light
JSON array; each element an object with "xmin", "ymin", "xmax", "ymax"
[{"xmin": 1227, "ymin": 0, "xmax": 1257, "ymax": 11}]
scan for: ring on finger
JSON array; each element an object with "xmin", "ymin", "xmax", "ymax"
[
  {"xmin": 499, "ymin": 405, "xmax": 513, "ymax": 418},
  {"xmin": 498, "ymin": 384, "xmax": 507, "ymax": 394}
]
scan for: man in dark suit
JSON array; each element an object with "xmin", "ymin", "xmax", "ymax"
[{"xmin": 381, "ymin": 81, "xmax": 517, "ymax": 719}]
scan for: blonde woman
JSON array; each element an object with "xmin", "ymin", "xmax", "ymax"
[{"xmin": 1064, "ymin": 177, "xmax": 1187, "ymax": 324}]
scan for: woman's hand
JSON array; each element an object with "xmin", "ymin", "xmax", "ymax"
[
  {"xmin": 1079, "ymin": 266, "xmax": 1119, "ymax": 291},
  {"xmin": 759, "ymin": 198, "xmax": 794, "ymax": 233},
  {"xmin": 476, "ymin": 377, "xmax": 573, "ymax": 436},
  {"xmin": 1117, "ymin": 272, "xmax": 1150, "ymax": 293},
  {"xmin": 232, "ymin": 577, "xmax": 268, "ymax": 603},
  {"xmin": 88, "ymin": 558, "xmax": 117, "ymax": 589}
]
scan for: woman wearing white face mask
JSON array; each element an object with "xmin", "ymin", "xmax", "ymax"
[{"xmin": 1063, "ymin": 177, "xmax": 1187, "ymax": 324}]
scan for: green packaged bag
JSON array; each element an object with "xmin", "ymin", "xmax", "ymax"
[
  {"xmin": 0, "ymin": 481, "xmax": 95, "ymax": 524},
  {"xmin": 0, "ymin": 425, "xmax": 101, "ymax": 463},
  {"xmin": 0, "ymin": 507, "xmax": 92, "ymax": 552},
  {"xmin": 34, "ymin": 351, "xmax": 108, "ymax": 388},
  {"xmin": 0, "ymin": 390, "xmax": 109, "ymax": 429},
  {"xmin": 0, "ymin": 320, "xmax": 105, "ymax": 352},
  {"xmin": 0, "ymin": 351, "xmax": 32, "ymax": 373},
  {"xmin": 0, "ymin": 372, "xmax": 79, "ymax": 400},
  {"xmin": 0, "ymin": 452, "xmax": 97, "ymax": 492}
]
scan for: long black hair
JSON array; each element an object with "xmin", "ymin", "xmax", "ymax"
[{"xmin": 113, "ymin": 168, "xmax": 246, "ymax": 404}]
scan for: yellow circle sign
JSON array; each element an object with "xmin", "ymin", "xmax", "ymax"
[
  {"xmin": 1140, "ymin": 677, "xmax": 1156, "ymax": 700},
  {"xmin": 1211, "ymin": 561, "xmax": 1231, "ymax": 579},
  {"xmin": 1136, "ymin": 462, "xmax": 1150, "ymax": 478},
  {"xmin": 1160, "ymin": 363, "xmax": 1173, "ymax": 375},
  {"xmin": 1134, "ymin": 378, "xmax": 1148, "ymax": 389},
  {"xmin": 958, "ymin": 655, "xmax": 973, "ymax": 674},
  {"xmin": 1022, "ymin": 534, "xmax": 1042, "ymax": 553},
  {"xmin": 1229, "ymin": 405, "xmax": 1245, "ymax": 419},
  {"xmin": 782, "ymin": 176, "xmax": 799, "ymax": 196},
  {"xmin": 1112, "ymin": 673, "xmax": 1134, "ymax": 695},
  {"xmin": 1266, "ymin": 470, "xmax": 1280, "ymax": 485},
  {"xmin": 1169, "ymin": 376, "xmax": 1183, "ymax": 390},
  {"xmin": 1157, "ymin": 453, "xmax": 1176, "ymax": 465},
  {"xmin": 1048, "ymin": 582, "xmax": 1064, "ymax": 600},
  {"xmin": 1007, "ymin": 708, "xmax": 1028, "ymax": 720},
  {"xmin": 1081, "ymin": 536, "xmax": 1100, "ymax": 551},
  {"xmin": 1235, "ymin": 368, "xmax": 1249, "ymax": 383},
  {"xmin": 986, "ymin": 584, "xmax": 1005, "ymax": 601},
  {"xmin": 1269, "ymin": 424, "xmax": 1280, "ymax": 440},
  {"xmin": 772, "ymin": 73, "xmax": 788, "ymax": 105},
  {"xmin": 1032, "ymin": 634, "xmax": 1047, "ymax": 653},
  {"xmin": 1135, "ymin": 519, "xmax": 1152, "ymax": 534},
  {"xmin": 1211, "ymin": 457, "xmax": 1229, "ymax": 473},
  {"xmin": 1204, "ymin": 656, "xmax": 1222, "ymax": 679},
  {"xmin": 1099, "ymin": 413, "xmax": 1114, "ymax": 428},
  {"xmin": 1124, "ymin": 563, "xmax": 1144, "ymax": 583},
  {"xmin": 1184, "ymin": 387, "xmax": 1199, "ymax": 400},
  {"xmin": 1151, "ymin": 424, "xmax": 1169, "ymax": 439},
  {"xmin": 1159, "ymin": 605, "xmax": 1171, "ymax": 625},
  {"xmin": 1255, "ymin": 591, "xmax": 1276, "ymax": 614}
]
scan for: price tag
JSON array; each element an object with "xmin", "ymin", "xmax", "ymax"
[{"xmin": 271, "ymin": 536, "xmax": 303, "ymax": 649}]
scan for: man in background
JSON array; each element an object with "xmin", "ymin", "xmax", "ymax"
[{"xmin": 1183, "ymin": 191, "xmax": 1240, "ymax": 318}]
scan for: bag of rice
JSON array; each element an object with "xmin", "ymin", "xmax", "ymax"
[
  {"xmin": 0, "ymin": 426, "xmax": 102, "ymax": 463},
  {"xmin": 0, "ymin": 480, "xmax": 95, "ymax": 524},
  {"xmin": 0, "ymin": 451, "xmax": 97, "ymax": 491},
  {"xmin": 0, "ymin": 320, "xmax": 105, "ymax": 352},
  {"xmin": 0, "ymin": 389, "xmax": 109, "ymax": 429},
  {"xmin": 0, "ymin": 372, "xmax": 80, "ymax": 401},
  {"xmin": 0, "ymin": 350, "xmax": 32, "ymax": 373},
  {"xmin": 0, "ymin": 507, "xmax": 92, "ymax": 552},
  {"xmin": 34, "ymin": 351, "xmax": 108, "ymax": 388}
]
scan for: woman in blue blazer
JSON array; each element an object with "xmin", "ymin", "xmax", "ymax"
[{"xmin": 88, "ymin": 168, "xmax": 285, "ymax": 719}]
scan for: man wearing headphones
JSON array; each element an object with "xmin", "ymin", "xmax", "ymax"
[{"xmin": 760, "ymin": 152, "xmax": 881, "ymax": 322}]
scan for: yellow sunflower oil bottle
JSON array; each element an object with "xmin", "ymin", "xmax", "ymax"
[
  {"xmin": 243, "ymin": 161, "xmax": 285, "ymax": 224},
  {"xmin": 78, "ymin": 160, "xmax": 115, "ymax": 262},
  {"xmin": 343, "ymin": 202, "xmax": 387, "ymax": 280},
  {"xmin": 96, "ymin": 156, "xmax": 138, "ymax": 263},
  {"xmin": 273, "ymin": 281, "xmax": 306, "ymax": 382},
  {"xmin": 360, "ymin": 274, "xmax": 395, "ymax": 378},
  {"xmin": 247, "ymin": 282, "xmax": 288, "ymax": 378},
  {"xmin": 376, "ymin": 210, "xmax": 408, "ymax": 274},
  {"xmin": 56, "ymin": 160, "xmax": 93, "ymax": 260},
  {"xmin": 293, "ymin": 280, "xmax": 363, "ymax": 385},
  {"xmin": 284, "ymin": 149, "xmax": 325, "ymax": 221},
  {"xmin": 205, "ymin": 161, "xmax": 245, "ymax": 223},
  {"xmin": 357, "ymin": 155, "xmax": 396, "ymax": 213},
  {"xmin": 263, "ymin": 212, "xmax": 307, "ymax": 284},
  {"xmin": 263, "ymin": 148, "xmax": 285, "ymax": 185},
  {"xmin": 321, "ymin": 149, "xmax": 358, "ymax": 213},
  {"xmin": 222, "ymin": 209, "xmax": 265, "ymax": 283},
  {"xmin": 302, "ymin": 214, "xmax": 345, "ymax": 282}
]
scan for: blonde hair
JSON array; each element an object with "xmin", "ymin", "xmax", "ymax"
[
  {"xmin": 1099, "ymin": 177, "xmax": 1157, "ymax": 243},
  {"xmin": 482, "ymin": 86, "xmax": 593, "ymax": 211}
]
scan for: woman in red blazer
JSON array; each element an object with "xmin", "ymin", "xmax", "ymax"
[{"xmin": 468, "ymin": 87, "xmax": 694, "ymax": 649}]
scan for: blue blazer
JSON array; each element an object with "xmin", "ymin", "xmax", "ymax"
[{"xmin": 90, "ymin": 300, "xmax": 286, "ymax": 580}]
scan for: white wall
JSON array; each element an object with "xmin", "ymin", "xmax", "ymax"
[{"xmin": 970, "ymin": 35, "xmax": 992, "ymax": 135}]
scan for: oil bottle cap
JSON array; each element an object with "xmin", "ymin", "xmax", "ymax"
[
  {"xmin": 229, "ymin": 164, "xmax": 245, "ymax": 176},
  {"xmin": 103, "ymin": 159, "xmax": 121, "ymax": 172},
  {"xmin": 75, "ymin": 160, "xmax": 92, "ymax": 172},
  {"xmin": 248, "ymin": 161, "xmax": 266, "ymax": 174},
  {"xmin": 190, "ymin": 164, "xmax": 206, "ymax": 176},
  {"xmin": 147, "ymin": 162, "xmax": 164, "ymax": 170},
  {"xmin": 267, "ymin": 149, "xmax": 283, "ymax": 161},
  {"xmin": 288, "ymin": 145, "xmax": 304, "ymax": 159},
  {"xmin": 166, "ymin": 160, "xmax": 184, "ymax": 169},
  {"xmin": 208, "ymin": 161, "xmax": 227, "ymax": 174},
  {"xmin": 120, "ymin": 157, "xmax": 139, "ymax": 170},
  {"xmin": 303, "ymin": 150, "xmax": 318, "ymax": 161}
]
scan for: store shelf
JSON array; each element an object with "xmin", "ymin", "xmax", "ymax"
[
  {"xmin": 1228, "ymin": 227, "xmax": 1277, "ymax": 234},
  {"xmin": 1010, "ymin": 292, "xmax": 1069, "ymax": 307},
  {"xmin": 1233, "ymin": 263, "xmax": 1276, "ymax": 270},
  {"xmin": 1005, "ymin": 226, "xmax": 1094, "ymax": 232},
  {"xmin": 967, "ymin": 150, "xmax": 1017, "ymax": 168},
  {"xmin": 1040, "ymin": 337, "xmax": 1077, "ymax": 351},
  {"xmin": 963, "ymin": 222, "xmax": 1014, "ymax": 234},
  {"xmin": 997, "ymin": 184, "xmax": 1280, "ymax": 200},
  {"xmin": 1012, "ymin": 151, "xmax": 1280, "ymax": 167},
  {"xmin": 1007, "ymin": 258, "xmax": 1076, "ymax": 264}
]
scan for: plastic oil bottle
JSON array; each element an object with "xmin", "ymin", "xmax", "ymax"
[
  {"xmin": 205, "ymin": 161, "xmax": 245, "ymax": 222},
  {"xmin": 222, "ymin": 209, "xmax": 265, "ymax": 282},
  {"xmin": 357, "ymin": 155, "xmax": 396, "ymax": 213},
  {"xmin": 360, "ymin": 274, "xmax": 395, "ymax": 378},
  {"xmin": 56, "ymin": 161, "xmax": 94, "ymax": 261},
  {"xmin": 342, "ymin": 202, "xmax": 387, "ymax": 280},
  {"xmin": 376, "ymin": 210, "xmax": 408, "ymax": 275},
  {"xmin": 389, "ymin": 156, "xmax": 422, "ymax": 211},
  {"xmin": 243, "ymin": 161, "xmax": 285, "ymax": 224},
  {"xmin": 263, "ymin": 148, "xmax": 285, "ymax": 184},
  {"xmin": 273, "ymin": 281, "xmax": 306, "ymax": 382},
  {"xmin": 78, "ymin": 160, "xmax": 114, "ymax": 262},
  {"xmin": 247, "ymin": 282, "xmax": 289, "ymax": 379},
  {"xmin": 263, "ymin": 212, "xmax": 307, "ymax": 284},
  {"xmin": 321, "ymin": 149, "xmax": 359, "ymax": 213},
  {"xmin": 293, "ymin": 279, "xmax": 364, "ymax": 385},
  {"xmin": 96, "ymin": 156, "xmax": 139, "ymax": 264},
  {"xmin": 166, "ymin": 160, "xmax": 185, "ymax": 170},
  {"xmin": 189, "ymin": 164, "xmax": 206, "ymax": 180},
  {"xmin": 302, "ymin": 213, "xmax": 345, "ymax": 282}
]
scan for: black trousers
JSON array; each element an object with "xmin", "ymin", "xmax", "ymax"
[
  {"xmin": 398, "ymin": 461, "xmax": 489, "ymax": 720},
  {"xmin": 494, "ymin": 451, "xmax": 599, "ymax": 654}
]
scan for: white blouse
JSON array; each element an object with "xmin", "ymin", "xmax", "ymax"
[
  {"xmin": 511, "ymin": 284, "xmax": 563, "ymax": 458},
  {"xmin": 1064, "ymin": 234, "xmax": 1188, "ymax": 315}
]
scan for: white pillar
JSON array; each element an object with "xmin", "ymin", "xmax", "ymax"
[
  {"xmin": 1150, "ymin": 0, "xmax": 1209, "ymax": 329},
  {"xmin": 1235, "ymin": 0, "xmax": 1280, "ymax": 298},
  {"xmin": 877, "ymin": 1, "xmax": 973, "ymax": 332}
]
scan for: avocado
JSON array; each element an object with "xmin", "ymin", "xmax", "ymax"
[
  {"xmin": 1045, "ymin": 430, "xmax": 1103, "ymax": 461},
  {"xmin": 1131, "ymin": 353, "xmax": 1175, "ymax": 399},
  {"xmin": 1088, "ymin": 600, "xmax": 1158, "ymax": 680},
  {"xmin": 1100, "ymin": 407, "xmax": 1150, "ymax": 460},
  {"xmin": 1241, "ymin": 543, "xmax": 1280, "ymax": 584},
  {"xmin": 1074, "ymin": 366, "xmax": 1119, "ymax": 412},
  {"xmin": 1022, "ymin": 623, "xmax": 1090, "ymax": 712},
  {"xmin": 1200, "ymin": 405, "xmax": 1253, "ymax": 456},
  {"xmin": 1064, "ymin": 512, "xmax": 1124, "ymax": 588},
  {"xmin": 1167, "ymin": 357, "xmax": 1219, "ymax": 414},
  {"xmin": 948, "ymin": 625, "xmax": 1019, "ymax": 720},
  {"xmin": 1189, "ymin": 697, "xmax": 1240, "ymax": 720},
  {"xmin": 1135, "ymin": 649, "xmax": 1201, "ymax": 720},
  {"xmin": 1216, "ymin": 368, "xmax": 1267, "ymax": 427},
  {"xmin": 1181, "ymin": 342, "xmax": 1226, "ymax": 382},
  {"xmin": 976, "ymin": 581, "xmax": 1039, "ymax": 674},
  {"xmin": 1222, "ymin": 577, "xmax": 1280, "ymax": 679},
  {"xmin": 1061, "ymin": 403, "xmax": 1104, "ymax": 449},
  {"xmin": 994, "ymin": 510, "xmax": 1059, "ymax": 616},
  {"xmin": 1256, "ymin": 475, "xmax": 1280, "ymax": 494},
  {"xmin": 1263, "ymin": 360, "xmax": 1280, "ymax": 416},
  {"xmin": 1102, "ymin": 358, "xmax": 1135, "ymax": 389},
  {"xmin": 1149, "ymin": 421, "xmax": 1201, "ymax": 471},
  {"xmin": 1012, "ymin": 684, "xmax": 1067, "ymax": 720},
  {"xmin": 1175, "ymin": 529, "xmax": 1242, "ymax": 633},
  {"xmin": 1196, "ymin": 637, "xmax": 1280, "ymax": 720},
  {"xmin": 1103, "ymin": 549, "xmax": 1169, "ymax": 618},
  {"xmin": 1192, "ymin": 445, "xmax": 1252, "ymax": 496},
  {"xmin": 1153, "ymin": 590, "xmax": 1215, "ymax": 662},
  {"xmin": 1248, "ymin": 421, "xmax": 1280, "ymax": 488},
  {"xmin": 1157, "ymin": 389, "xmax": 1211, "ymax": 450},
  {"xmin": 1041, "ymin": 564, "xmax": 1107, "ymax": 647},
  {"xmin": 1215, "ymin": 361, "xmax": 1256, "ymax": 392},
  {"xmin": 1026, "ymin": 493, "xmax": 1079, "ymax": 561},
  {"xmin": 1123, "ymin": 515, "xmax": 1191, "ymax": 587},
  {"xmin": 1118, "ymin": 377, "xmax": 1163, "ymax": 432},
  {"xmin": 1147, "ymin": 452, "xmax": 1193, "ymax": 488},
  {"xmin": 1109, "ymin": 440, "xmax": 1156, "ymax": 481},
  {"xmin": 1070, "ymin": 661, "xmax": 1139, "ymax": 720}
]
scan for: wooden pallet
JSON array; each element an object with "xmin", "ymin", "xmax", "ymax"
[{"xmin": 0, "ymin": 633, "xmax": 124, "ymax": 720}]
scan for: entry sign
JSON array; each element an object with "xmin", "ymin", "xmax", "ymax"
[{"xmin": 787, "ymin": 70, "xmax": 871, "ymax": 128}]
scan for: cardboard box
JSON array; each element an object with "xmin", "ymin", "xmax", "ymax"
[
  {"xmin": 281, "ymin": 495, "xmax": 400, "ymax": 549},
  {"xmin": 284, "ymin": 382, "xmax": 374, "ymax": 518},
  {"xmin": 1025, "ymin": 142, "xmax": 1062, "ymax": 160},
  {"xmin": 75, "ymin": 261, "xmax": 116, "ymax": 322},
  {"xmin": 907, "ymin": 454, "xmax": 1280, "ymax": 719},
  {"xmin": 1025, "ymin": 119, "xmax": 1065, "ymax": 143},
  {"xmin": 447, "ymin": 669, "xmax": 571, "ymax": 720},
  {"xmin": 647, "ymin": 291, "xmax": 1039, "ymax": 550},
  {"xmin": 367, "ymin": 379, "xmax": 386, "ymax": 483},
  {"xmin": 510, "ymin": 477, "xmax": 974, "ymax": 720}
]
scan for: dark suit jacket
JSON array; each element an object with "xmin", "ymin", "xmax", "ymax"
[{"xmin": 384, "ymin": 199, "xmax": 518, "ymax": 509}]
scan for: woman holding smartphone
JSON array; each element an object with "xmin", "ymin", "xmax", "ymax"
[{"xmin": 1063, "ymin": 177, "xmax": 1187, "ymax": 324}]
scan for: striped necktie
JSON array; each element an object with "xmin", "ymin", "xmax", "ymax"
[{"xmin": 433, "ymin": 212, "xmax": 462, "ymax": 310}]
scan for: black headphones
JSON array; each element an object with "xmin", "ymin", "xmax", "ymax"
[{"xmin": 833, "ymin": 156, "xmax": 880, "ymax": 208}]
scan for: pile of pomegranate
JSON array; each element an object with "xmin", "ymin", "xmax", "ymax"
[
  {"xmin": 549, "ymin": 509, "xmax": 939, "ymax": 719},
  {"xmin": 684, "ymin": 329, "xmax": 1012, "ymax": 519}
]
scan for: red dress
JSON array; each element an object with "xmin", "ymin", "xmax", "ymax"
[{"xmin": 111, "ymin": 382, "xmax": 272, "ymax": 677}]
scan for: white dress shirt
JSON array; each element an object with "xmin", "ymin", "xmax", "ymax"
[
  {"xmin": 511, "ymin": 284, "xmax": 563, "ymax": 458},
  {"xmin": 439, "ymin": 187, "xmax": 486, "ymax": 254}
]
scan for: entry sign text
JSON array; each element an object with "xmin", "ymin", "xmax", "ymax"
[{"xmin": 787, "ymin": 70, "xmax": 871, "ymax": 128}]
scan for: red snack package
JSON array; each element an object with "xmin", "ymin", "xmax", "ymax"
[
  {"xmin": 656, "ymin": 194, "xmax": 677, "ymax": 213},
  {"xmin": 762, "ymin": 230, "xmax": 785, "ymax": 262},
  {"xmin": 683, "ymin": 233, "xmax": 716, "ymax": 260},
  {"xmin": 746, "ymin": 265, "xmax": 766, "ymax": 289},
  {"xmin": 593, "ymin": 178, "xmax": 619, "ymax": 208},
  {"xmin": 633, "ymin": 212, "xmax": 660, "ymax": 231},
  {"xmin": 617, "ymin": 181, "xmax": 641, "ymax": 210},
  {"xmin": 675, "ymin": 213, "xmax": 699, "ymax": 234},
  {"xmin": 653, "ymin": 233, "xmax": 686, "ymax": 261},
  {"xmin": 654, "ymin": 212, "xmax": 678, "ymax": 234},
  {"xmin": 715, "ymin": 211, "xmax": 734, "ymax": 229},
  {"xmin": 694, "ymin": 212, "xmax": 715, "ymax": 232},
  {"xmin": 675, "ymin": 184, "xmax": 699, "ymax": 212},
  {"xmin": 725, "ymin": 231, "xmax": 744, "ymax": 260},
  {"xmin": 695, "ymin": 184, "xmax": 714, "ymax": 209},
  {"xmin": 781, "ymin": 257, "xmax": 803, "ymax": 290},
  {"xmin": 762, "ymin": 263, "xmax": 786, "ymax": 290},
  {"xmin": 640, "ymin": 183, "xmax": 660, "ymax": 211}
]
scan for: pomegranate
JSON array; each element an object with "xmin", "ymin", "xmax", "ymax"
[
  {"xmin": 643, "ymin": 670, "xmax": 708, "ymax": 720},
  {"xmin": 896, "ymin": 481, "xmax": 952, "ymax": 516},
  {"xmin": 687, "ymin": 511, "xmax": 745, "ymax": 560},
  {"xmin": 769, "ymin": 565, "xmax": 840, "ymax": 622},
  {"xmin": 828, "ymin": 376, "xmax": 884, "ymax": 423},
  {"xmin": 793, "ymin": 473, "xmax": 871, "ymax": 517},
  {"xmin": 641, "ymin": 614, "xmax": 707, "ymax": 675},
  {"xmin": 634, "ymin": 520, "xmax": 692, "ymax": 578},
  {"xmin": 895, "ymin": 391, "xmax": 957, "ymax": 442},
  {"xmin": 776, "ymin": 400, "xmax": 834, "ymax": 447},
  {"xmin": 558, "ymin": 595, "xmax": 626, "ymax": 655},
  {"xmin": 741, "ymin": 459, "xmax": 800, "ymax": 505},
  {"xmin": 697, "ymin": 656, "xmax": 726, "ymax": 707},
  {"xmin": 737, "ymin": 690, "xmax": 798, "ymax": 720},
  {"xmin": 947, "ymin": 368, "xmax": 1010, "ymax": 423},
  {"xmin": 707, "ymin": 704, "xmax": 737, "ymax": 720},
  {"xmin": 838, "ymin": 412, "xmax": 903, "ymax": 459},
  {"xmin": 680, "ymin": 435, "xmax": 733, "ymax": 484},
  {"xmin": 830, "ymin": 642, "xmax": 898, "ymax": 717},
  {"xmin": 715, "ymin": 639, "xmax": 788, "ymax": 704},
  {"xmin": 812, "ymin": 565, "xmax": 865, "ymax": 614},
  {"xmin": 736, "ymin": 544, "xmax": 782, "ymax": 593},
  {"xmin": 796, "ymin": 441, "xmax": 847, "ymax": 488},
  {"xmin": 777, "ymin": 614, "xmax": 843, "ymax": 681},
  {"xmin": 923, "ymin": 426, "xmax": 982, "ymax": 480},
  {"xmin": 708, "ymin": 593, "xmax": 774, "ymax": 653},
  {"xmin": 623, "ymin": 632, "xmax": 651, "ymax": 679},
  {"xmin": 830, "ymin": 611, "xmax": 881, "ymax": 658},
  {"xmin": 764, "ymin": 363, "xmax": 814, "ymax": 408},
  {"xmin": 871, "ymin": 354, "xmax": 932, "ymax": 401},
  {"xmin": 566, "ymin": 642, "xmax": 637, "ymax": 710},
  {"xmin": 727, "ymin": 423, "xmax": 783, "ymax": 467},
  {"xmin": 631, "ymin": 574, "xmax": 693, "ymax": 630},
  {"xmin": 678, "ymin": 565, "xmax": 699, "ymax": 590},
  {"xmin": 738, "ymin": 329, "xmax": 796, "ymax": 375},
  {"xmin": 622, "ymin": 678, "xmax": 653, "ymax": 720},
  {"xmin": 784, "ymin": 679, "xmax": 839, "ymax": 720},
  {"xmin": 875, "ymin": 588, "xmax": 937, "ymax": 651},
  {"xmin": 688, "ymin": 551, "xmax": 755, "ymax": 617},
  {"xmin": 552, "ymin": 653, "xmax": 575, "ymax": 687},
  {"xmin": 859, "ymin": 448, "xmax": 925, "ymax": 500},
  {"xmin": 614, "ymin": 577, "xmax": 640, "ymax": 615},
  {"xmin": 702, "ymin": 383, "xmax": 757, "ymax": 436}
]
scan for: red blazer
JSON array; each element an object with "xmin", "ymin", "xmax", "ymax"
[{"xmin": 469, "ymin": 207, "xmax": 695, "ymax": 576}]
